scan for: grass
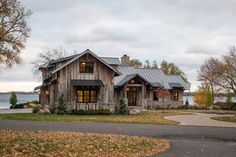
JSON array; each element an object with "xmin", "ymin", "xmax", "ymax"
[
  {"xmin": 211, "ymin": 115, "xmax": 236, "ymax": 123},
  {"xmin": 0, "ymin": 110, "xmax": 191, "ymax": 125},
  {"xmin": 0, "ymin": 130, "xmax": 170, "ymax": 157}
]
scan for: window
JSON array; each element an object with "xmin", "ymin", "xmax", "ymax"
[
  {"xmin": 77, "ymin": 90, "xmax": 83, "ymax": 103},
  {"xmin": 171, "ymin": 91, "xmax": 179, "ymax": 101},
  {"xmin": 76, "ymin": 89, "xmax": 97, "ymax": 103},
  {"xmin": 153, "ymin": 91, "xmax": 159, "ymax": 101},
  {"xmin": 79, "ymin": 62, "xmax": 94, "ymax": 73}
]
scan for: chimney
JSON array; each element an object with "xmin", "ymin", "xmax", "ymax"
[{"xmin": 121, "ymin": 54, "xmax": 130, "ymax": 65}]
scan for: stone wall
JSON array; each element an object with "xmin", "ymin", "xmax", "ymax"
[{"xmin": 147, "ymin": 101, "xmax": 184, "ymax": 109}]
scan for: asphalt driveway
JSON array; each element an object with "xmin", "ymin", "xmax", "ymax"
[{"xmin": 0, "ymin": 119, "xmax": 235, "ymax": 157}]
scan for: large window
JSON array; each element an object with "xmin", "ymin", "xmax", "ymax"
[
  {"xmin": 76, "ymin": 89, "xmax": 97, "ymax": 103},
  {"xmin": 153, "ymin": 91, "xmax": 159, "ymax": 101},
  {"xmin": 171, "ymin": 91, "xmax": 179, "ymax": 101},
  {"xmin": 79, "ymin": 62, "xmax": 94, "ymax": 73}
]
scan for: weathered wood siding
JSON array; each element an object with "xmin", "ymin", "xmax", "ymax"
[{"xmin": 51, "ymin": 53, "xmax": 115, "ymax": 109}]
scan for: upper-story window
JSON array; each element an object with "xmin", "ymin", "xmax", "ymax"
[{"xmin": 79, "ymin": 62, "xmax": 94, "ymax": 73}]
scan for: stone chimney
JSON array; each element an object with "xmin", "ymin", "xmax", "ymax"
[{"xmin": 121, "ymin": 54, "xmax": 130, "ymax": 65}]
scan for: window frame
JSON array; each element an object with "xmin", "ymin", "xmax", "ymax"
[
  {"xmin": 76, "ymin": 89, "xmax": 97, "ymax": 103},
  {"xmin": 79, "ymin": 62, "xmax": 94, "ymax": 73}
]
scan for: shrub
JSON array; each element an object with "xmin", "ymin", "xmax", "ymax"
[
  {"xmin": 71, "ymin": 109, "xmax": 112, "ymax": 115},
  {"xmin": 9, "ymin": 91, "xmax": 17, "ymax": 107},
  {"xmin": 32, "ymin": 106, "xmax": 40, "ymax": 114},
  {"xmin": 226, "ymin": 92, "xmax": 233, "ymax": 107},
  {"xmin": 212, "ymin": 105, "xmax": 221, "ymax": 110},
  {"xmin": 119, "ymin": 97, "xmax": 127, "ymax": 114},
  {"xmin": 55, "ymin": 93, "xmax": 67, "ymax": 115},
  {"xmin": 10, "ymin": 100, "xmax": 40, "ymax": 109}
]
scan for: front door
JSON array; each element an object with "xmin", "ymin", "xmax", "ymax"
[{"xmin": 127, "ymin": 87, "xmax": 137, "ymax": 106}]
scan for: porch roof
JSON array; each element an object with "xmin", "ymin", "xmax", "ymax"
[
  {"xmin": 115, "ymin": 73, "xmax": 153, "ymax": 87},
  {"xmin": 71, "ymin": 80, "xmax": 104, "ymax": 87}
]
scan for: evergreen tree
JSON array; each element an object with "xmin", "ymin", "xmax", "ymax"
[
  {"xmin": 9, "ymin": 91, "xmax": 17, "ymax": 106},
  {"xmin": 205, "ymin": 87, "xmax": 213, "ymax": 107},
  {"xmin": 226, "ymin": 92, "xmax": 233, "ymax": 108},
  {"xmin": 55, "ymin": 93, "xmax": 67, "ymax": 115},
  {"xmin": 119, "ymin": 96, "xmax": 127, "ymax": 114}
]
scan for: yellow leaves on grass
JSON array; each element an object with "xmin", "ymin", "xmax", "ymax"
[{"xmin": 0, "ymin": 130, "xmax": 170, "ymax": 157}]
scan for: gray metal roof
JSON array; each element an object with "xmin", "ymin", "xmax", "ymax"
[
  {"xmin": 114, "ymin": 65, "xmax": 187, "ymax": 89},
  {"xmin": 116, "ymin": 73, "xmax": 153, "ymax": 87},
  {"xmin": 39, "ymin": 53, "xmax": 119, "ymax": 69},
  {"xmin": 52, "ymin": 49, "xmax": 121, "ymax": 76},
  {"xmin": 71, "ymin": 80, "xmax": 104, "ymax": 87},
  {"xmin": 100, "ymin": 57, "xmax": 120, "ymax": 65}
]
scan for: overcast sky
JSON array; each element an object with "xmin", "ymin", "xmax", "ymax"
[{"xmin": 0, "ymin": 0, "xmax": 236, "ymax": 92}]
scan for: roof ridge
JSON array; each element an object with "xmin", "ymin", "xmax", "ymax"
[{"xmin": 101, "ymin": 56, "xmax": 119, "ymax": 59}]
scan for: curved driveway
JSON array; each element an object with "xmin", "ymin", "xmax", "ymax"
[
  {"xmin": 0, "ymin": 119, "xmax": 236, "ymax": 157},
  {"xmin": 165, "ymin": 113, "xmax": 236, "ymax": 128}
]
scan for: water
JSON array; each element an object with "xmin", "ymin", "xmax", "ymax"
[
  {"xmin": 0, "ymin": 93, "xmax": 39, "ymax": 109},
  {"xmin": 183, "ymin": 96, "xmax": 236, "ymax": 105}
]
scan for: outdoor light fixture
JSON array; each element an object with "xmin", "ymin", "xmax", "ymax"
[{"xmin": 131, "ymin": 80, "xmax": 134, "ymax": 83}]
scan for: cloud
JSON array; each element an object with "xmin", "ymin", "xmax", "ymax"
[{"xmin": 1, "ymin": 0, "xmax": 236, "ymax": 91}]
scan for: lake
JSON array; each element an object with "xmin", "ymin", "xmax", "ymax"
[
  {"xmin": 183, "ymin": 96, "xmax": 236, "ymax": 105},
  {"xmin": 0, "ymin": 94, "xmax": 235, "ymax": 109},
  {"xmin": 0, "ymin": 93, "xmax": 39, "ymax": 109}
]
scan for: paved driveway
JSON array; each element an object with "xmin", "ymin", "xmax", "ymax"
[
  {"xmin": 165, "ymin": 113, "xmax": 236, "ymax": 128},
  {"xmin": 0, "ymin": 119, "xmax": 236, "ymax": 157}
]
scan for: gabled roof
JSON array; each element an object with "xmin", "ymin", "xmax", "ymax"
[
  {"xmin": 39, "ymin": 53, "xmax": 119, "ymax": 69},
  {"xmin": 115, "ymin": 73, "xmax": 152, "ymax": 87},
  {"xmin": 114, "ymin": 65, "xmax": 188, "ymax": 89},
  {"xmin": 51, "ymin": 49, "xmax": 121, "ymax": 76}
]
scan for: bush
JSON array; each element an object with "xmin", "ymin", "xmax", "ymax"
[
  {"xmin": 55, "ymin": 93, "xmax": 67, "ymax": 115},
  {"xmin": 71, "ymin": 109, "xmax": 112, "ymax": 115},
  {"xmin": 119, "ymin": 97, "xmax": 127, "ymax": 114},
  {"xmin": 212, "ymin": 105, "xmax": 221, "ymax": 110},
  {"xmin": 9, "ymin": 91, "xmax": 17, "ymax": 107},
  {"xmin": 10, "ymin": 100, "xmax": 40, "ymax": 109},
  {"xmin": 187, "ymin": 105, "xmax": 208, "ymax": 110},
  {"xmin": 32, "ymin": 106, "xmax": 40, "ymax": 114}
]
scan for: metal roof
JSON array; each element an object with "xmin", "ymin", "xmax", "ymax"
[
  {"xmin": 51, "ymin": 49, "xmax": 121, "ymax": 76},
  {"xmin": 100, "ymin": 57, "xmax": 120, "ymax": 65},
  {"xmin": 71, "ymin": 80, "xmax": 104, "ymax": 87},
  {"xmin": 114, "ymin": 65, "xmax": 187, "ymax": 89},
  {"xmin": 116, "ymin": 73, "xmax": 152, "ymax": 87}
]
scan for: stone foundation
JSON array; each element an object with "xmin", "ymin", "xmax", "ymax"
[{"xmin": 147, "ymin": 101, "xmax": 184, "ymax": 109}]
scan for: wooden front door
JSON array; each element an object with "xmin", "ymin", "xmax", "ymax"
[{"xmin": 127, "ymin": 87, "xmax": 137, "ymax": 106}]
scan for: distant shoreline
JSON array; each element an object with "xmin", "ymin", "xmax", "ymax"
[
  {"xmin": 183, "ymin": 92, "xmax": 235, "ymax": 97},
  {"xmin": 0, "ymin": 92, "xmax": 37, "ymax": 95}
]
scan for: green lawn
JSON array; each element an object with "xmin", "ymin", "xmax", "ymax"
[
  {"xmin": 211, "ymin": 115, "xmax": 236, "ymax": 123},
  {"xmin": 0, "ymin": 110, "xmax": 190, "ymax": 125}
]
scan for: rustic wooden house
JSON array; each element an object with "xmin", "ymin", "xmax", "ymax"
[{"xmin": 36, "ymin": 49, "xmax": 188, "ymax": 111}]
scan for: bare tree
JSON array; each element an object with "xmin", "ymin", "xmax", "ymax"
[
  {"xmin": 129, "ymin": 59, "xmax": 142, "ymax": 68},
  {"xmin": 198, "ymin": 46, "xmax": 236, "ymax": 96},
  {"xmin": 214, "ymin": 47, "xmax": 236, "ymax": 95},
  {"xmin": 198, "ymin": 57, "xmax": 219, "ymax": 105},
  {"xmin": 31, "ymin": 47, "xmax": 68, "ymax": 77},
  {"xmin": 0, "ymin": 0, "xmax": 32, "ymax": 69}
]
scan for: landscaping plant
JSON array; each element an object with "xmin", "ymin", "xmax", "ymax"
[
  {"xmin": 119, "ymin": 97, "xmax": 127, "ymax": 114},
  {"xmin": 55, "ymin": 93, "xmax": 67, "ymax": 115},
  {"xmin": 9, "ymin": 91, "xmax": 17, "ymax": 107}
]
